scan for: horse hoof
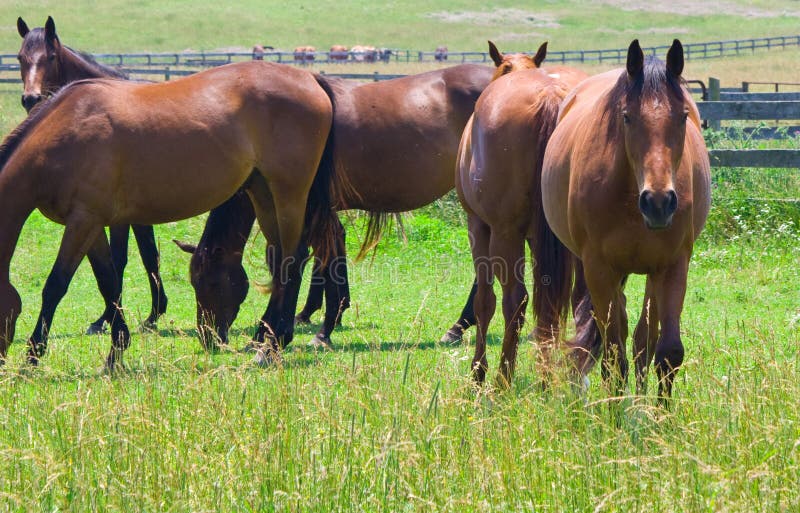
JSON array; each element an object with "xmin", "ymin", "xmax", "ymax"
[
  {"xmin": 86, "ymin": 322, "xmax": 107, "ymax": 335},
  {"xmin": 241, "ymin": 341, "xmax": 260, "ymax": 353},
  {"xmin": 294, "ymin": 314, "xmax": 312, "ymax": 325},
  {"xmin": 308, "ymin": 334, "xmax": 332, "ymax": 349},
  {"xmin": 439, "ymin": 328, "xmax": 462, "ymax": 345},
  {"xmin": 253, "ymin": 346, "xmax": 282, "ymax": 367},
  {"xmin": 140, "ymin": 321, "xmax": 158, "ymax": 333}
]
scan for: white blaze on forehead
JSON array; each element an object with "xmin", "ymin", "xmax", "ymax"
[{"xmin": 548, "ymin": 73, "xmax": 560, "ymax": 79}]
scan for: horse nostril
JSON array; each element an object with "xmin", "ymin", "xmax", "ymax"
[
  {"xmin": 638, "ymin": 190, "xmax": 652, "ymax": 215},
  {"xmin": 665, "ymin": 189, "xmax": 678, "ymax": 216},
  {"xmin": 21, "ymin": 94, "xmax": 42, "ymax": 112}
]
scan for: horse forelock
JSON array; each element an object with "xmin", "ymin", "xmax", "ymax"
[{"xmin": 601, "ymin": 57, "xmax": 687, "ymax": 138}]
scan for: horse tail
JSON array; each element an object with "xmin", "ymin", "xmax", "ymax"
[
  {"xmin": 532, "ymin": 85, "xmax": 574, "ymax": 338},
  {"xmin": 354, "ymin": 211, "xmax": 403, "ymax": 262},
  {"xmin": 305, "ymin": 75, "xmax": 356, "ymax": 265},
  {"xmin": 565, "ymin": 260, "xmax": 603, "ymax": 374}
]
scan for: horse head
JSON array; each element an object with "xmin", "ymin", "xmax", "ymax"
[
  {"xmin": 174, "ymin": 239, "xmax": 249, "ymax": 350},
  {"xmin": 17, "ymin": 16, "xmax": 64, "ymax": 112},
  {"xmin": 619, "ymin": 39, "xmax": 688, "ymax": 230},
  {"xmin": 488, "ymin": 40, "xmax": 547, "ymax": 80}
]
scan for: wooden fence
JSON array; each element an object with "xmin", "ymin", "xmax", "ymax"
[
  {"xmin": 1, "ymin": 34, "xmax": 798, "ymax": 68},
  {"xmin": 698, "ymin": 78, "xmax": 800, "ymax": 168}
]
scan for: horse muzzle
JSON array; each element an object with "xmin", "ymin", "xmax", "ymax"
[
  {"xmin": 639, "ymin": 188, "xmax": 678, "ymax": 230},
  {"xmin": 21, "ymin": 94, "xmax": 43, "ymax": 112}
]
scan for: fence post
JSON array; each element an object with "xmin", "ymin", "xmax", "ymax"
[
  {"xmin": 165, "ymin": 67, "xmax": 171, "ymax": 81},
  {"xmin": 708, "ymin": 77, "xmax": 721, "ymax": 130}
]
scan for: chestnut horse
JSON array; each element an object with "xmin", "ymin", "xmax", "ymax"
[
  {"xmin": 455, "ymin": 42, "xmax": 588, "ymax": 386},
  {"xmin": 0, "ymin": 61, "xmax": 336, "ymax": 369},
  {"xmin": 177, "ymin": 63, "xmax": 498, "ymax": 348},
  {"xmin": 541, "ymin": 40, "xmax": 711, "ymax": 401},
  {"xmin": 17, "ymin": 16, "xmax": 168, "ymax": 333}
]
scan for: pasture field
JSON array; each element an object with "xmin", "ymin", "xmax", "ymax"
[{"xmin": 0, "ymin": 2, "xmax": 799, "ymax": 511}]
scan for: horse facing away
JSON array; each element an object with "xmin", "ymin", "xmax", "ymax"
[
  {"xmin": 17, "ymin": 16, "xmax": 168, "ymax": 333},
  {"xmin": 0, "ymin": 61, "xmax": 336, "ymax": 369},
  {"xmin": 455, "ymin": 41, "xmax": 588, "ymax": 387},
  {"xmin": 176, "ymin": 63, "xmax": 497, "ymax": 350},
  {"xmin": 541, "ymin": 40, "xmax": 711, "ymax": 402}
]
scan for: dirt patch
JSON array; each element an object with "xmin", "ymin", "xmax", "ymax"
[
  {"xmin": 597, "ymin": 27, "xmax": 691, "ymax": 35},
  {"xmin": 427, "ymin": 9, "xmax": 560, "ymax": 28},
  {"xmin": 591, "ymin": 0, "xmax": 800, "ymax": 18}
]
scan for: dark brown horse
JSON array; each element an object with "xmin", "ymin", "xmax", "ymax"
[
  {"xmin": 178, "ymin": 63, "xmax": 497, "ymax": 348},
  {"xmin": 17, "ymin": 16, "xmax": 168, "ymax": 333},
  {"xmin": 0, "ymin": 61, "xmax": 337, "ymax": 368},
  {"xmin": 455, "ymin": 42, "xmax": 584, "ymax": 387},
  {"xmin": 541, "ymin": 40, "xmax": 711, "ymax": 402}
]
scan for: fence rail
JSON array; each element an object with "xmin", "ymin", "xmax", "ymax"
[
  {"xmin": 700, "ymin": 81, "xmax": 800, "ymax": 168},
  {"xmin": 1, "ymin": 34, "xmax": 798, "ymax": 68}
]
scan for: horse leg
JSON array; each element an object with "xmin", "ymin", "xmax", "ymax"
[
  {"xmin": 132, "ymin": 224, "xmax": 168, "ymax": 329},
  {"xmin": 86, "ymin": 224, "xmax": 129, "ymax": 334},
  {"xmin": 311, "ymin": 220, "xmax": 350, "ymax": 347},
  {"xmin": 440, "ymin": 279, "xmax": 477, "ymax": 344},
  {"xmin": 652, "ymin": 256, "xmax": 690, "ymax": 405},
  {"xmin": 28, "ymin": 219, "xmax": 106, "ymax": 365},
  {"xmin": 582, "ymin": 259, "xmax": 629, "ymax": 397},
  {"xmin": 247, "ymin": 175, "xmax": 308, "ymax": 359},
  {"xmin": 85, "ymin": 231, "xmax": 131, "ymax": 370},
  {"xmin": 468, "ymin": 216, "xmax": 494, "ymax": 384},
  {"xmin": 633, "ymin": 276, "xmax": 659, "ymax": 395},
  {"xmin": 295, "ymin": 262, "xmax": 324, "ymax": 324},
  {"xmin": 492, "ymin": 233, "xmax": 527, "ymax": 389}
]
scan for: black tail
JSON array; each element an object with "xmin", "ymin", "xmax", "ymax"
[
  {"xmin": 532, "ymin": 86, "xmax": 574, "ymax": 335},
  {"xmin": 305, "ymin": 76, "xmax": 356, "ymax": 265}
]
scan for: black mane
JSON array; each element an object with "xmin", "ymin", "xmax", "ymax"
[
  {"xmin": 69, "ymin": 47, "xmax": 129, "ymax": 80},
  {"xmin": 21, "ymin": 27, "xmax": 128, "ymax": 80}
]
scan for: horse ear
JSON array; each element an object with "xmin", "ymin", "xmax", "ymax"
[
  {"xmin": 488, "ymin": 41, "xmax": 503, "ymax": 67},
  {"xmin": 666, "ymin": 39, "xmax": 684, "ymax": 78},
  {"xmin": 17, "ymin": 17, "xmax": 29, "ymax": 38},
  {"xmin": 533, "ymin": 41, "xmax": 548, "ymax": 67},
  {"xmin": 44, "ymin": 16, "xmax": 60, "ymax": 48},
  {"xmin": 173, "ymin": 239, "xmax": 197, "ymax": 254},
  {"xmin": 626, "ymin": 39, "xmax": 644, "ymax": 79}
]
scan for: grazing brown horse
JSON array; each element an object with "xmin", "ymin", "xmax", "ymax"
[
  {"xmin": 456, "ymin": 42, "xmax": 583, "ymax": 386},
  {"xmin": 178, "ymin": 63, "xmax": 496, "ymax": 348},
  {"xmin": 541, "ymin": 40, "xmax": 711, "ymax": 402},
  {"xmin": 17, "ymin": 16, "xmax": 168, "ymax": 334},
  {"xmin": 0, "ymin": 61, "xmax": 336, "ymax": 368}
]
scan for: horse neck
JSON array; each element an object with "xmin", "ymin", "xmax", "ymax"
[
  {"xmin": 202, "ymin": 192, "xmax": 256, "ymax": 252},
  {"xmin": 0, "ymin": 174, "xmax": 35, "ymax": 282},
  {"xmin": 59, "ymin": 48, "xmax": 115, "ymax": 82}
]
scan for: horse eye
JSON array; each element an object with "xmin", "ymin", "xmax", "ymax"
[
  {"xmin": 47, "ymin": 54, "xmax": 56, "ymax": 62},
  {"xmin": 682, "ymin": 111, "xmax": 689, "ymax": 123},
  {"xmin": 622, "ymin": 112, "xmax": 630, "ymax": 124}
]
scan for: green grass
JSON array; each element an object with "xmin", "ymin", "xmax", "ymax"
[
  {"xmin": 0, "ymin": 2, "xmax": 799, "ymax": 511},
  {"xmin": 2, "ymin": 0, "xmax": 800, "ymax": 53}
]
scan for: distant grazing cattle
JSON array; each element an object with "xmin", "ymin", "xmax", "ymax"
[
  {"xmin": 350, "ymin": 45, "xmax": 393, "ymax": 63},
  {"xmin": 293, "ymin": 46, "xmax": 316, "ymax": 63},
  {"xmin": 350, "ymin": 45, "xmax": 377, "ymax": 62},
  {"xmin": 435, "ymin": 46, "xmax": 448, "ymax": 61},
  {"xmin": 330, "ymin": 45, "xmax": 349, "ymax": 61},
  {"xmin": 252, "ymin": 44, "xmax": 274, "ymax": 60}
]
